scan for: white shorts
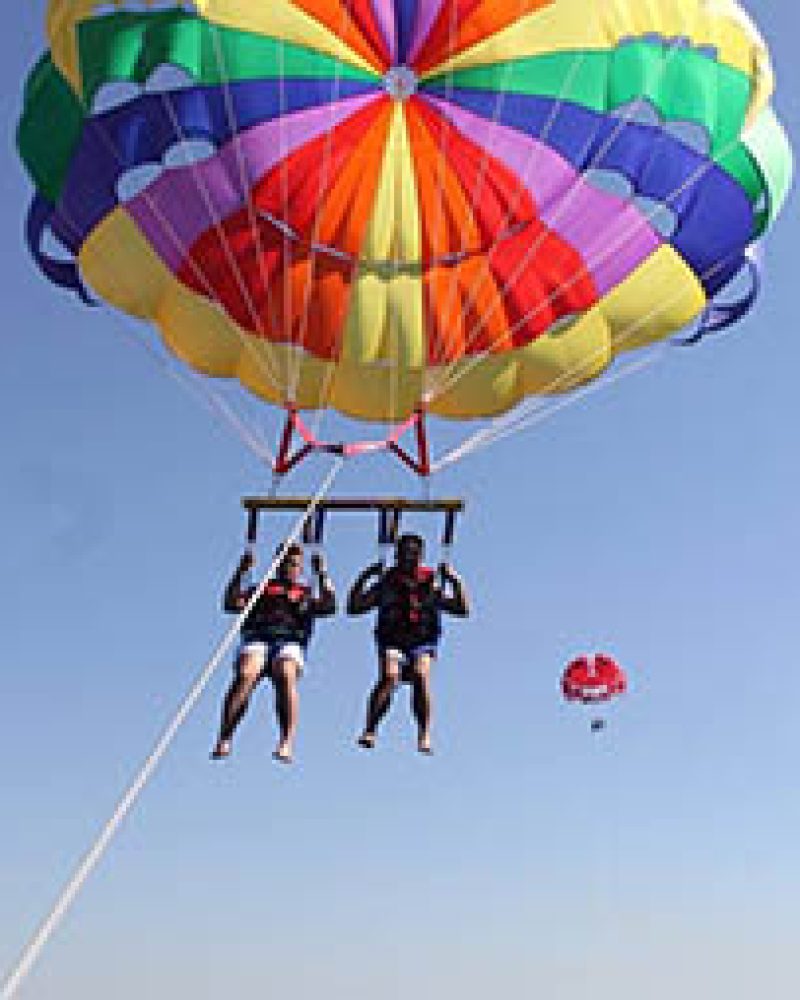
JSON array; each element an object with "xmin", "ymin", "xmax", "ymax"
[{"xmin": 237, "ymin": 639, "xmax": 306, "ymax": 676}]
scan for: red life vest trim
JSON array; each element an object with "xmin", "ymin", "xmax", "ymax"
[{"xmin": 265, "ymin": 582, "xmax": 310, "ymax": 602}]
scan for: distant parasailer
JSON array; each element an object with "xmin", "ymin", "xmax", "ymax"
[{"xmin": 562, "ymin": 653, "xmax": 627, "ymax": 731}]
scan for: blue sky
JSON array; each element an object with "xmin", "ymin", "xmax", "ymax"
[{"xmin": 2, "ymin": 3, "xmax": 799, "ymax": 998}]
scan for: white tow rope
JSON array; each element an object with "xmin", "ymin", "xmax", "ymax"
[{"xmin": 2, "ymin": 458, "xmax": 344, "ymax": 1000}]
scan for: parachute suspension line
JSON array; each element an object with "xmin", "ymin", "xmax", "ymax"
[
  {"xmin": 115, "ymin": 316, "xmax": 275, "ymax": 467},
  {"xmin": 42, "ymin": 197, "xmax": 276, "ymax": 468},
  {"xmin": 388, "ymin": 4, "xmax": 416, "ymax": 436},
  {"xmin": 431, "ymin": 46, "xmax": 591, "ymax": 374},
  {"xmin": 152, "ymin": 92, "xmax": 285, "ymax": 395},
  {"xmin": 424, "ymin": 0, "xmax": 464, "ymax": 355},
  {"xmin": 82, "ymin": 97, "xmax": 285, "ymax": 399},
  {"xmin": 428, "ymin": 15, "xmax": 590, "ymax": 372},
  {"xmin": 286, "ymin": 2, "xmax": 353, "ymax": 407},
  {"xmin": 426, "ymin": 123, "xmax": 750, "ymax": 410},
  {"xmin": 277, "ymin": 3, "xmax": 362, "ymax": 452},
  {"xmin": 413, "ymin": 0, "xmax": 468, "ymax": 432},
  {"xmin": 388, "ymin": 277, "xmax": 399, "ymax": 432},
  {"xmin": 213, "ymin": 14, "xmax": 377, "ymax": 440},
  {"xmin": 207, "ymin": 23, "xmax": 284, "ymax": 383},
  {"xmin": 427, "ymin": 45, "xmax": 689, "ymax": 398},
  {"xmin": 432, "ymin": 352, "xmax": 664, "ymax": 473},
  {"xmin": 430, "ymin": 247, "xmax": 740, "ymax": 473},
  {"xmin": 0, "ymin": 459, "xmax": 344, "ymax": 1000},
  {"xmin": 83, "ymin": 66, "xmax": 341, "ymax": 472},
  {"xmin": 426, "ymin": 27, "xmax": 701, "ymax": 398},
  {"xmin": 278, "ymin": 38, "xmax": 293, "ymax": 393},
  {"xmin": 292, "ymin": 0, "xmax": 441, "ymax": 482},
  {"xmin": 301, "ymin": 3, "xmax": 380, "ymax": 451},
  {"xmin": 432, "ymin": 249, "xmax": 737, "ymax": 471}
]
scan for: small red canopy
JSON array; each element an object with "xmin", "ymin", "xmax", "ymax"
[{"xmin": 562, "ymin": 654, "xmax": 627, "ymax": 705}]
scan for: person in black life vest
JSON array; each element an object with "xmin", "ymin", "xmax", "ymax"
[
  {"xmin": 211, "ymin": 541, "xmax": 335, "ymax": 764},
  {"xmin": 348, "ymin": 532, "xmax": 469, "ymax": 754}
]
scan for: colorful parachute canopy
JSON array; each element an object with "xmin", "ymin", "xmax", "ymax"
[
  {"xmin": 18, "ymin": 1, "xmax": 793, "ymax": 424},
  {"xmin": 562, "ymin": 654, "xmax": 627, "ymax": 705}
]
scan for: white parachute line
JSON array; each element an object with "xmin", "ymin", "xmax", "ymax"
[
  {"xmin": 427, "ymin": 49, "xmax": 589, "ymax": 373},
  {"xmin": 45, "ymin": 197, "xmax": 276, "ymax": 467},
  {"xmin": 427, "ymin": 13, "xmax": 589, "ymax": 371},
  {"xmin": 207, "ymin": 23, "xmax": 285, "ymax": 389},
  {"xmin": 431, "ymin": 4, "xmax": 695, "ymax": 383},
  {"xmin": 427, "ymin": 24, "xmax": 698, "ymax": 397},
  {"xmin": 0, "ymin": 458, "xmax": 344, "ymax": 1000},
  {"xmin": 432, "ymin": 352, "xmax": 664, "ymax": 473},
  {"xmin": 426, "ymin": 123, "xmax": 745, "ymax": 408},
  {"xmin": 278, "ymin": 39, "xmax": 293, "ymax": 390},
  {"xmin": 422, "ymin": 0, "xmax": 465, "ymax": 366},
  {"xmin": 388, "ymin": 217, "xmax": 399, "ymax": 428},
  {"xmin": 115, "ymin": 317, "xmax": 276, "ymax": 465},
  {"xmin": 430, "ymin": 246, "xmax": 734, "ymax": 474},
  {"xmin": 82, "ymin": 104, "xmax": 285, "ymax": 399},
  {"xmin": 409, "ymin": 4, "xmax": 464, "ymax": 432},
  {"xmin": 431, "ymin": 246, "xmax": 733, "ymax": 471},
  {"xmin": 152, "ymin": 93, "xmax": 286, "ymax": 395},
  {"xmin": 286, "ymin": 3, "xmax": 356, "ymax": 406},
  {"xmin": 298, "ymin": 25, "xmax": 401, "ymax": 442}
]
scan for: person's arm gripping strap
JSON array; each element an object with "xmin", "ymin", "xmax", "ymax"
[
  {"xmin": 310, "ymin": 570, "xmax": 337, "ymax": 617},
  {"xmin": 436, "ymin": 565, "xmax": 470, "ymax": 618},
  {"xmin": 223, "ymin": 554, "xmax": 254, "ymax": 613},
  {"xmin": 347, "ymin": 564, "xmax": 384, "ymax": 615}
]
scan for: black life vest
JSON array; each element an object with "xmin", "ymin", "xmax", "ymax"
[
  {"xmin": 243, "ymin": 580, "xmax": 314, "ymax": 646},
  {"xmin": 376, "ymin": 566, "xmax": 441, "ymax": 648}
]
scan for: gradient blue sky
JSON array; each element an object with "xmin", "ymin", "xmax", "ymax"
[{"xmin": 2, "ymin": 4, "xmax": 799, "ymax": 998}]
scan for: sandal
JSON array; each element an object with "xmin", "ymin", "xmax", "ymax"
[
  {"xmin": 210, "ymin": 740, "xmax": 232, "ymax": 760},
  {"xmin": 272, "ymin": 746, "xmax": 294, "ymax": 765}
]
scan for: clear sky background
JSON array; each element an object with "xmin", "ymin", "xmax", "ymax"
[{"xmin": 1, "ymin": 3, "xmax": 798, "ymax": 998}]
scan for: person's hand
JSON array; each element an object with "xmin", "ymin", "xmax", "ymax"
[
  {"xmin": 438, "ymin": 562, "xmax": 456, "ymax": 582},
  {"xmin": 365, "ymin": 560, "xmax": 384, "ymax": 578},
  {"xmin": 239, "ymin": 550, "xmax": 255, "ymax": 573},
  {"xmin": 311, "ymin": 552, "xmax": 326, "ymax": 576}
]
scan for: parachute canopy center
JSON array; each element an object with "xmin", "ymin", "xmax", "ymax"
[{"xmin": 383, "ymin": 65, "xmax": 418, "ymax": 101}]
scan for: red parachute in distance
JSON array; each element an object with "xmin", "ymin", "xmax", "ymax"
[{"xmin": 561, "ymin": 654, "xmax": 627, "ymax": 731}]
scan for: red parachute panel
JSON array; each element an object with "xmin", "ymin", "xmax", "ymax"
[{"xmin": 561, "ymin": 654, "xmax": 627, "ymax": 705}]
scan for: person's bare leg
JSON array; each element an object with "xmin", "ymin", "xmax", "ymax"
[
  {"xmin": 358, "ymin": 653, "xmax": 400, "ymax": 748},
  {"xmin": 410, "ymin": 654, "xmax": 433, "ymax": 753},
  {"xmin": 212, "ymin": 651, "xmax": 263, "ymax": 757},
  {"xmin": 271, "ymin": 656, "xmax": 299, "ymax": 762}
]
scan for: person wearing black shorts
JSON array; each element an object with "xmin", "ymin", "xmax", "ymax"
[{"xmin": 347, "ymin": 533, "xmax": 469, "ymax": 754}]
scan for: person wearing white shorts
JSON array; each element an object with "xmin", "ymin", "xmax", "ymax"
[
  {"xmin": 211, "ymin": 543, "xmax": 335, "ymax": 764},
  {"xmin": 236, "ymin": 639, "xmax": 307, "ymax": 677}
]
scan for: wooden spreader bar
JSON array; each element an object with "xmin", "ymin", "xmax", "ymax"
[{"xmin": 242, "ymin": 497, "xmax": 464, "ymax": 547}]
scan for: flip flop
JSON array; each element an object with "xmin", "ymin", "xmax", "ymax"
[
  {"xmin": 357, "ymin": 733, "xmax": 376, "ymax": 750},
  {"xmin": 210, "ymin": 741, "xmax": 232, "ymax": 760},
  {"xmin": 272, "ymin": 748, "xmax": 294, "ymax": 765}
]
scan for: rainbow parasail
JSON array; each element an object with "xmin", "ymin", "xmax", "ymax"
[{"xmin": 18, "ymin": 0, "xmax": 793, "ymax": 423}]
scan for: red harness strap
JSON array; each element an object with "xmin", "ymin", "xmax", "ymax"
[{"xmin": 274, "ymin": 405, "xmax": 432, "ymax": 477}]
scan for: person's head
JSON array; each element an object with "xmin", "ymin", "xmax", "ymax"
[
  {"xmin": 276, "ymin": 542, "xmax": 304, "ymax": 584},
  {"xmin": 395, "ymin": 533, "xmax": 424, "ymax": 572}
]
